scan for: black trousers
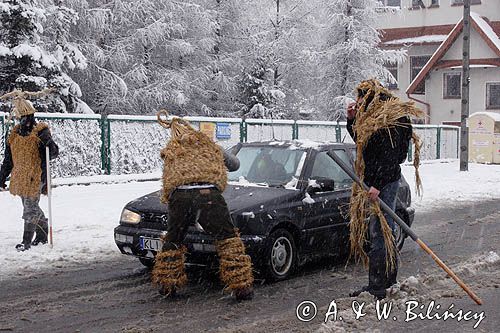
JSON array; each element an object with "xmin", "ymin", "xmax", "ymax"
[{"xmin": 162, "ymin": 187, "xmax": 236, "ymax": 251}]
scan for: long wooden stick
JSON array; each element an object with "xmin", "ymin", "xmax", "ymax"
[
  {"xmin": 330, "ymin": 151, "xmax": 482, "ymax": 305},
  {"xmin": 46, "ymin": 146, "xmax": 53, "ymax": 248}
]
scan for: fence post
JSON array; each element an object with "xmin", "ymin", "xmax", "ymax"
[
  {"xmin": 436, "ymin": 126, "xmax": 442, "ymax": 159},
  {"xmin": 292, "ymin": 121, "xmax": 299, "ymax": 140},
  {"xmin": 100, "ymin": 115, "xmax": 111, "ymax": 175},
  {"xmin": 239, "ymin": 120, "xmax": 247, "ymax": 143},
  {"xmin": 335, "ymin": 121, "xmax": 341, "ymax": 142},
  {"xmin": 107, "ymin": 119, "xmax": 111, "ymax": 174}
]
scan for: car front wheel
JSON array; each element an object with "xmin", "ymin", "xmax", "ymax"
[{"xmin": 264, "ymin": 229, "xmax": 297, "ymax": 281}]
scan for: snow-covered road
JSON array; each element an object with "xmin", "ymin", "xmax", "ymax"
[{"xmin": 1, "ymin": 160, "xmax": 499, "ymax": 280}]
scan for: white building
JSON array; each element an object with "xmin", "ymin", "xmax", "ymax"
[{"xmin": 377, "ymin": 0, "xmax": 500, "ymax": 125}]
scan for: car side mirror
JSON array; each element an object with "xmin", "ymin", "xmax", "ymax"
[
  {"xmin": 228, "ymin": 142, "xmax": 242, "ymax": 155},
  {"xmin": 307, "ymin": 178, "xmax": 336, "ymax": 194}
]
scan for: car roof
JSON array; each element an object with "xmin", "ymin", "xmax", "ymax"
[{"xmin": 239, "ymin": 140, "xmax": 355, "ymax": 151}]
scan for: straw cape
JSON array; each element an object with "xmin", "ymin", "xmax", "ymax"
[
  {"xmin": 350, "ymin": 79, "xmax": 425, "ymax": 272},
  {"xmin": 156, "ymin": 110, "xmax": 227, "ymax": 202},
  {"xmin": 8, "ymin": 123, "xmax": 49, "ymax": 198}
]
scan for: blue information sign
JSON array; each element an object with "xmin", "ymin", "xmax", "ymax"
[{"xmin": 216, "ymin": 122, "xmax": 231, "ymax": 139}]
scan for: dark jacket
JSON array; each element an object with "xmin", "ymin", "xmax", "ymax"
[
  {"xmin": 347, "ymin": 116, "xmax": 412, "ymax": 190},
  {"xmin": 0, "ymin": 122, "xmax": 59, "ymax": 189}
]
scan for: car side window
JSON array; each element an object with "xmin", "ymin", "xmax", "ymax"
[{"xmin": 310, "ymin": 150, "xmax": 353, "ymax": 191}]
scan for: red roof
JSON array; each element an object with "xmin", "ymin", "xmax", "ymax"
[{"xmin": 381, "ymin": 25, "xmax": 455, "ymax": 45}]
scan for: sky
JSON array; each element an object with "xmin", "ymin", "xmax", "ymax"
[{"xmin": 0, "ymin": 159, "xmax": 499, "ymax": 280}]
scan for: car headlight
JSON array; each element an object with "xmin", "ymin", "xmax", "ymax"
[{"xmin": 120, "ymin": 208, "xmax": 141, "ymax": 224}]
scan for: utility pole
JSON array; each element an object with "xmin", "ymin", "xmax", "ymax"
[{"xmin": 460, "ymin": 0, "xmax": 470, "ymax": 171}]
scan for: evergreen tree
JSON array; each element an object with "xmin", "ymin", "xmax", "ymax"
[
  {"xmin": 317, "ymin": 0, "xmax": 405, "ymax": 120},
  {"xmin": 0, "ymin": 0, "xmax": 48, "ymax": 93},
  {"xmin": 197, "ymin": 0, "xmax": 245, "ymax": 117},
  {"xmin": 235, "ymin": 0, "xmax": 318, "ymax": 119},
  {"xmin": 0, "ymin": 0, "xmax": 90, "ymax": 113},
  {"xmin": 69, "ymin": 0, "xmax": 219, "ymax": 115}
]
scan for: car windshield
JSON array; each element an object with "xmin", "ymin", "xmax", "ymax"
[{"xmin": 228, "ymin": 146, "xmax": 306, "ymax": 187}]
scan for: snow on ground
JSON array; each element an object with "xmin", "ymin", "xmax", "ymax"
[
  {"xmin": 317, "ymin": 250, "xmax": 499, "ymax": 332},
  {"xmin": 401, "ymin": 160, "xmax": 500, "ymax": 211},
  {"xmin": 0, "ymin": 180, "xmax": 161, "ymax": 280},
  {"xmin": 1, "ymin": 159, "xmax": 499, "ymax": 280}
]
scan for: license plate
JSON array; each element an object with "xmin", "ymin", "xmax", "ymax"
[
  {"xmin": 192, "ymin": 243, "xmax": 216, "ymax": 252},
  {"xmin": 140, "ymin": 236, "xmax": 163, "ymax": 251}
]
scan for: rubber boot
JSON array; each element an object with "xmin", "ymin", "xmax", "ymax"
[
  {"xmin": 368, "ymin": 254, "xmax": 387, "ymax": 300},
  {"xmin": 216, "ymin": 234, "xmax": 254, "ymax": 301},
  {"xmin": 32, "ymin": 219, "xmax": 49, "ymax": 246},
  {"xmin": 15, "ymin": 224, "xmax": 35, "ymax": 252}
]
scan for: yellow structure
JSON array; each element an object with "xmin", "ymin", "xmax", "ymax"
[{"xmin": 468, "ymin": 112, "xmax": 500, "ymax": 164}]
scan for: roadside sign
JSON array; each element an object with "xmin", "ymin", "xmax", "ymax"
[
  {"xmin": 216, "ymin": 122, "xmax": 231, "ymax": 139},
  {"xmin": 200, "ymin": 122, "xmax": 215, "ymax": 141}
]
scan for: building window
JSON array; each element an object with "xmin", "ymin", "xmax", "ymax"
[
  {"xmin": 380, "ymin": 0, "xmax": 401, "ymax": 7},
  {"xmin": 412, "ymin": 0, "xmax": 425, "ymax": 9},
  {"xmin": 443, "ymin": 73, "xmax": 461, "ymax": 99},
  {"xmin": 451, "ymin": 0, "xmax": 481, "ymax": 5},
  {"xmin": 410, "ymin": 55, "xmax": 431, "ymax": 95},
  {"xmin": 430, "ymin": 0, "xmax": 439, "ymax": 7},
  {"xmin": 486, "ymin": 83, "xmax": 500, "ymax": 109},
  {"xmin": 384, "ymin": 63, "xmax": 398, "ymax": 90}
]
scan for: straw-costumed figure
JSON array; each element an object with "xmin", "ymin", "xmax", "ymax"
[
  {"xmin": 349, "ymin": 79, "xmax": 425, "ymax": 273},
  {"xmin": 156, "ymin": 110, "xmax": 227, "ymax": 203},
  {"xmin": 153, "ymin": 110, "xmax": 253, "ymax": 296},
  {"xmin": 0, "ymin": 88, "xmax": 55, "ymax": 198}
]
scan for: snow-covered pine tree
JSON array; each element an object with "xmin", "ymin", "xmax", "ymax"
[
  {"xmin": 236, "ymin": 0, "xmax": 320, "ymax": 119},
  {"xmin": 197, "ymin": 0, "xmax": 246, "ymax": 117},
  {"xmin": 41, "ymin": 0, "xmax": 90, "ymax": 113},
  {"xmin": 317, "ymin": 0, "xmax": 405, "ymax": 120},
  {"xmin": 238, "ymin": 59, "xmax": 276, "ymax": 118},
  {"xmin": 70, "ymin": 0, "xmax": 218, "ymax": 116},
  {"xmin": 0, "ymin": 0, "xmax": 90, "ymax": 113},
  {"xmin": 0, "ymin": 0, "xmax": 48, "ymax": 98}
]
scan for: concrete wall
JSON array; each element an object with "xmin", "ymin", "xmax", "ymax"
[
  {"xmin": 426, "ymin": 67, "xmax": 500, "ymax": 124},
  {"xmin": 377, "ymin": 0, "xmax": 500, "ymax": 29}
]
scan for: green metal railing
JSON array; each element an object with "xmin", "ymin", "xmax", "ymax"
[{"xmin": 0, "ymin": 112, "xmax": 460, "ymax": 176}]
